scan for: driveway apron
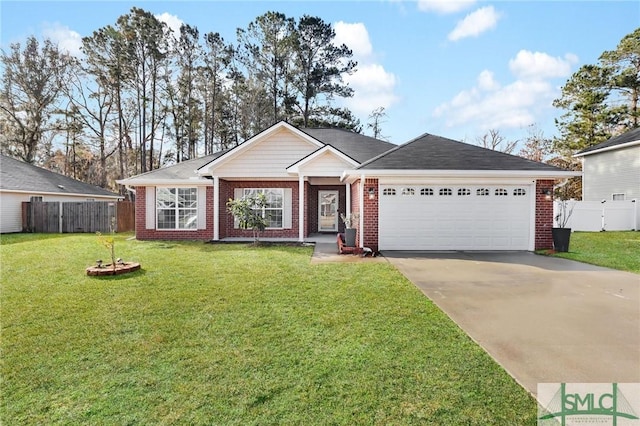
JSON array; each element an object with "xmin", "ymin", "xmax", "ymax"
[{"xmin": 384, "ymin": 251, "xmax": 640, "ymax": 396}]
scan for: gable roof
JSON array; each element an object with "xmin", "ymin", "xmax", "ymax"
[
  {"xmin": 358, "ymin": 133, "xmax": 567, "ymax": 172},
  {"xmin": 286, "ymin": 145, "xmax": 360, "ymax": 174},
  {"xmin": 300, "ymin": 128, "xmax": 396, "ymax": 163},
  {"xmin": 0, "ymin": 155, "xmax": 120, "ymax": 198},
  {"xmin": 574, "ymin": 127, "xmax": 640, "ymax": 157},
  {"xmin": 118, "ymin": 151, "xmax": 227, "ymax": 184},
  {"xmin": 196, "ymin": 121, "xmax": 324, "ymax": 174}
]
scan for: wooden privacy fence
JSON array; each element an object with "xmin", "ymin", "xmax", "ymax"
[{"xmin": 22, "ymin": 201, "xmax": 135, "ymax": 233}]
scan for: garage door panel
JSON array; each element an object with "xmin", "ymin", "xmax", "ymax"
[{"xmin": 379, "ymin": 184, "xmax": 531, "ymax": 251}]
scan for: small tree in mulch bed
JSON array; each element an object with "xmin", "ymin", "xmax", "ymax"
[{"xmin": 96, "ymin": 217, "xmax": 117, "ymax": 271}]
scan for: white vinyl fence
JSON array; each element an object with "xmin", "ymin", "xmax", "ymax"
[{"xmin": 554, "ymin": 199, "xmax": 639, "ymax": 231}]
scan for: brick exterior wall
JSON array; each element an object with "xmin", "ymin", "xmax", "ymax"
[
  {"xmin": 535, "ymin": 179, "xmax": 555, "ymax": 250},
  {"xmin": 134, "ymin": 186, "xmax": 214, "ymax": 241},
  {"xmin": 307, "ymin": 185, "xmax": 347, "ymax": 234},
  {"xmin": 362, "ymin": 178, "xmax": 379, "ymax": 252},
  {"xmin": 134, "ymin": 178, "xmax": 556, "ymax": 250},
  {"xmin": 220, "ymin": 180, "xmax": 300, "ymax": 239}
]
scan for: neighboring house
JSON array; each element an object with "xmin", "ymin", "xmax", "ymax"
[
  {"xmin": 117, "ymin": 121, "xmax": 576, "ymax": 251},
  {"xmin": 574, "ymin": 127, "xmax": 640, "ymax": 202},
  {"xmin": 0, "ymin": 155, "xmax": 122, "ymax": 233}
]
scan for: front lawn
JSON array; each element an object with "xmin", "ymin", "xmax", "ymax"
[
  {"xmin": 548, "ymin": 231, "xmax": 640, "ymax": 274},
  {"xmin": 1, "ymin": 234, "xmax": 536, "ymax": 424}
]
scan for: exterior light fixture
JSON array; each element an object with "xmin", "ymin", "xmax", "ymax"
[
  {"xmin": 368, "ymin": 187, "xmax": 375, "ymax": 199},
  {"xmin": 541, "ymin": 188, "xmax": 552, "ymax": 200}
]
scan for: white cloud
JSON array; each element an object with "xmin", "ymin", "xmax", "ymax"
[
  {"xmin": 333, "ymin": 22, "xmax": 398, "ymax": 114},
  {"xmin": 343, "ymin": 64, "xmax": 398, "ymax": 114},
  {"xmin": 508, "ymin": 50, "xmax": 578, "ymax": 80},
  {"xmin": 42, "ymin": 22, "xmax": 82, "ymax": 57},
  {"xmin": 418, "ymin": 0, "xmax": 476, "ymax": 14},
  {"xmin": 448, "ymin": 6, "xmax": 501, "ymax": 41},
  {"xmin": 433, "ymin": 50, "xmax": 579, "ymax": 132},
  {"xmin": 333, "ymin": 22, "xmax": 372, "ymax": 58},
  {"xmin": 156, "ymin": 12, "xmax": 184, "ymax": 38},
  {"xmin": 477, "ymin": 70, "xmax": 500, "ymax": 91}
]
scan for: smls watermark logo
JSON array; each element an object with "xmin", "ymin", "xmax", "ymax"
[{"xmin": 538, "ymin": 383, "xmax": 640, "ymax": 426}]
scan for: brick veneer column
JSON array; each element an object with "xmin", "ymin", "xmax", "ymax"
[
  {"xmin": 362, "ymin": 178, "xmax": 379, "ymax": 252},
  {"xmin": 535, "ymin": 179, "xmax": 554, "ymax": 250}
]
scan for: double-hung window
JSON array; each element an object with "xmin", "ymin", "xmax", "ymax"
[
  {"xmin": 243, "ymin": 188, "xmax": 284, "ymax": 228},
  {"xmin": 156, "ymin": 188, "xmax": 198, "ymax": 229}
]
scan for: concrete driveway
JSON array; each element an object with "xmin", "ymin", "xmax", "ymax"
[{"xmin": 383, "ymin": 251, "xmax": 640, "ymax": 396}]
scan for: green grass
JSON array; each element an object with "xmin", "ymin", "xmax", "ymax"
[
  {"xmin": 546, "ymin": 231, "xmax": 640, "ymax": 274},
  {"xmin": 1, "ymin": 233, "xmax": 537, "ymax": 425}
]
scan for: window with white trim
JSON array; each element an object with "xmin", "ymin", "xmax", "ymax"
[
  {"xmin": 612, "ymin": 193, "xmax": 625, "ymax": 201},
  {"xmin": 458, "ymin": 188, "xmax": 470, "ymax": 196},
  {"xmin": 420, "ymin": 188, "xmax": 434, "ymax": 196},
  {"xmin": 477, "ymin": 188, "xmax": 490, "ymax": 196},
  {"xmin": 383, "ymin": 188, "xmax": 396, "ymax": 196},
  {"xmin": 243, "ymin": 188, "xmax": 284, "ymax": 228},
  {"xmin": 157, "ymin": 187, "xmax": 198, "ymax": 229},
  {"xmin": 495, "ymin": 188, "xmax": 508, "ymax": 196},
  {"xmin": 401, "ymin": 187, "xmax": 415, "ymax": 196},
  {"xmin": 439, "ymin": 188, "xmax": 452, "ymax": 196},
  {"xmin": 513, "ymin": 188, "xmax": 526, "ymax": 196}
]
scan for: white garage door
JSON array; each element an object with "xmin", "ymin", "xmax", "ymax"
[{"xmin": 379, "ymin": 184, "xmax": 531, "ymax": 251}]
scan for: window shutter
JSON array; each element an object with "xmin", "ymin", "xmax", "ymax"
[
  {"xmin": 197, "ymin": 187, "xmax": 207, "ymax": 229},
  {"xmin": 283, "ymin": 188, "xmax": 292, "ymax": 229},
  {"xmin": 233, "ymin": 188, "xmax": 243, "ymax": 228},
  {"xmin": 145, "ymin": 186, "xmax": 156, "ymax": 229}
]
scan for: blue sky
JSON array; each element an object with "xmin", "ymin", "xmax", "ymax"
[{"xmin": 1, "ymin": 1, "xmax": 639, "ymax": 148}]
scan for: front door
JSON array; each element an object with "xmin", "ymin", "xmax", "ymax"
[{"xmin": 318, "ymin": 190, "xmax": 339, "ymax": 232}]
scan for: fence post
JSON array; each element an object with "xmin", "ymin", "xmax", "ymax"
[{"xmin": 58, "ymin": 202, "xmax": 63, "ymax": 233}]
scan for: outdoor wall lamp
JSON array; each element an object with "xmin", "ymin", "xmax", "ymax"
[
  {"xmin": 541, "ymin": 188, "xmax": 552, "ymax": 200},
  {"xmin": 368, "ymin": 187, "xmax": 376, "ymax": 199}
]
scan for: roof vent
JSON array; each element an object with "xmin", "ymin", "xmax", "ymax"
[{"xmin": 58, "ymin": 184, "xmax": 65, "ymax": 190}]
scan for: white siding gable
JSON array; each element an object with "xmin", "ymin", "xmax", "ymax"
[
  {"xmin": 583, "ymin": 145, "xmax": 640, "ymax": 201},
  {"xmin": 296, "ymin": 150, "xmax": 355, "ymax": 177},
  {"xmin": 212, "ymin": 129, "xmax": 318, "ymax": 178}
]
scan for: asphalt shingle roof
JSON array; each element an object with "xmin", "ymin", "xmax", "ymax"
[
  {"xmin": 358, "ymin": 133, "xmax": 565, "ymax": 171},
  {"xmin": 577, "ymin": 127, "xmax": 640, "ymax": 155},
  {"xmin": 0, "ymin": 155, "xmax": 120, "ymax": 197},
  {"xmin": 301, "ymin": 128, "xmax": 396, "ymax": 163},
  {"xmin": 123, "ymin": 151, "xmax": 227, "ymax": 180}
]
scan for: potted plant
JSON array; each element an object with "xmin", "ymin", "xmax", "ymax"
[
  {"xmin": 340, "ymin": 212, "xmax": 359, "ymax": 247},
  {"xmin": 552, "ymin": 198, "xmax": 575, "ymax": 252}
]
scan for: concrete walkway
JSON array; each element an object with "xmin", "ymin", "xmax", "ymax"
[{"xmin": 383, "ymin": 251, "xmax": 640, "ymax": 396}]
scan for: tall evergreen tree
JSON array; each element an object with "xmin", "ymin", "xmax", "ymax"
[
  {"xmin": 600, "ymin": 28, "xmax": 640, "ymax": 128},
  {"xmin": 237, "ymin": 12, "xmax": 295, "ymax": 124},
  {"xmin": 292, "ymin": 15, "xmax": 356, "ymax": 127},
  {"xmin": 552, "ymin": 64, "xmax": 616, "ymax": 155}
]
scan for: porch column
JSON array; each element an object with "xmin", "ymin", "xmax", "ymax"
[
  {"xmin": 346, "ymin": 182, "xmax": 351, "ymax": 215},
  {"xmin": 298, "ymin": 174, "xmax": 305, "ymax": 242},
  {"xmin": 359, "ymin": 174, "xmax": 365, "ymax": 248},
  {"xmin": 213, "ymin": 176, "xmax": 219, "ymax": 240}
]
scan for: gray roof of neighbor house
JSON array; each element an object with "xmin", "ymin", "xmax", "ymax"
[
  {"xmin": 0, "ymin": 154, "xmax": 121, "ymax": 197},
  {"xmin": 576, "ymin": 127, "xmax": 640, "ymax": 156},
  {"xmin": 358, "ymin": 133, "xmax": 566, "ymax": 171},
  {"xmin": 301, "ymin": 128, "xmax": 396, "ymax": 163}
]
